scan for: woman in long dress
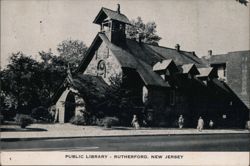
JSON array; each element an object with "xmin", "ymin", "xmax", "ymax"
[
  {"xmin": 178, "ymin": 115, "xmax": 184, "ymax": 129},
  {"xmin": 197, "ymin": 116, "xmax": 204, "ymax": 132},
  {"xmin": 131, "ymin": 114, "xmax": 140, "ymax": 129}
]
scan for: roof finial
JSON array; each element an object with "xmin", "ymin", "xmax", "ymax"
[{"xmin": 117, "ymin": 4, "xmax": 120, "ymax": 14}]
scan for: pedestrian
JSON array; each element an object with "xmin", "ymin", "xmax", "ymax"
[
  {"xmin": 178, "ymin": 115, "xmax": 184, "ymax": 129},
  {"xmin": 131, "ymin": 114, "xmax": 140, "ymax": 129},
  {"xmin": 209, "ymin": 120, "xmax": 214, "ymax": 129},
  {"xmin": 197, "ymin": 116, "xmax": 204, "ymax": 132}
]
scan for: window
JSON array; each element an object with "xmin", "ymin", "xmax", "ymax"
[
  {"xmin": 211, "ymin": 63, "xmax": 226, "ymax": 81},
  {"xmin": 101, "ymin": 22, "xmax": 111, "ymax": 32},
  {"xmin": 142, "ymin": 86, "xmax": 148, "ymax": 104},
  {"xmin": 97, "ymin": 60, "xmax": 106, "ymax": 78}
]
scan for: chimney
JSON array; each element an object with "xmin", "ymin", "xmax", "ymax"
[
  {"xmin": 117, "ymin": 4, "xmax": 120, "ymax": 14},
  {"xmin": 208, "ymin": 50, "xmax": 212, "ymax": 56},
  {"xmin": 175, "ymin": 44, "xmax": 180, "ymax": 51},
  {"xmin": 192, "ymin": 51, "xmax": 196, "ymax": 56}
]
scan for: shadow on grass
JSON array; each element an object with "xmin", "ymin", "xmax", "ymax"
[
  {"xmin": 103, "ymin": 127, "xmax": 133, "ymax": 130},
  {"xmin": 1, "ymin": 127, "xmax": 48, "ymax": 132}
]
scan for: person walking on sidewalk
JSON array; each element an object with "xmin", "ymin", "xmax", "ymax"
[
  {"xmin": 197, "ymin": 116, "xmax": 204, "ymax": 132},
  {"xmin": 178, "ymin": 115, "xmax": 184, "ymax": 129},
  {"xmin": 209, "ymin": 120, "xmax": 214, "ymax": 129},
  {"xmin": 131, "ymin": 114, "xmax": 140, "ymax": 129}
]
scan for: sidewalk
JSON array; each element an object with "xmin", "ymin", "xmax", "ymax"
[{"xmin": 1, "ymin": 123, "xmax": 249, "ymax": 141}]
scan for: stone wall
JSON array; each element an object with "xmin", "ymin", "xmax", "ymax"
[{"xmin": 84, "ymin": 42, "xmax": 122, "ymax": 84}]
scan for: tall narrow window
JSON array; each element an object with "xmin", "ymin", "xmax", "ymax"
[
  {"xmin": 170, "ymin": 90, "xmax": 175, "ymax": 106},
  {"xmin": 97, "ymin": 60, "xmax": 106, "ymax": 78},
  {"xmin": 142, "ymin": 86, "xmax": 148, "ymax": 104}
]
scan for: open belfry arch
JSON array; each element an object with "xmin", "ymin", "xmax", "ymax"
[{"xmin": 52, "ymin": 4, "xmax": 249, "ymax": 127}]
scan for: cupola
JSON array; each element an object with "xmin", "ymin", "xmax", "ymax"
[{"xmin": 93, "ymin": 4, "xmax": 131, "ymax": 45}]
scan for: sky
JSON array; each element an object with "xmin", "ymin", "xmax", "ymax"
[{"xmin": 1, "ymin": 0, "xmax": 249, "ymax": 67}]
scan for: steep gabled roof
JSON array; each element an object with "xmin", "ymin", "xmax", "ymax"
[
  {"xmin": 179, "ymin": 64, "xmax": 200, "ymax": 75},
  {"xmin": 93, "ymin": 7, "xmax": 131, "ymax": 25},
  {"xmin": 153, "ymin": 59, "xmax": 173, "ymax": 71},
  {"xmin": 77, "ymin": 33, "xmax": 169, "ymax": 87},
  {"xmin": 52, "ymin": 74, "xmax": 108, "ymax": 105},
  {"xmin": 99, "ymin": 33, "xmax": 137, "ymax": 69},
  {"xmin": 124, "ymin": 39, "xmax": 206, "ymax": 67},
  {"xmin": 76, "ymin": 33, "xmax": 103, "ymax": 73},
  {"xmin": 136, "ymin": 60, "xmax": 170, "ymax": 87},
  {"xmin": 211, "ymin": 78, "xmax": 230, "ymax": 93},
  {"xmin": 77, "ymin": 31, "xmax": 213, "ymax": 88},
  {"xmin": 99, "ymin": 33, "xmax": 169, "ymax": 87}
]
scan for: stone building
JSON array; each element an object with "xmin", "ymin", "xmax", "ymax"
[{"xmin": 52, "ymin": 6, "xmax": 249, "ymax": 128}]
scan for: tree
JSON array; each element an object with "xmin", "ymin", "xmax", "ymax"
[
  {"xmin": 57, "ymin": 39, "xmax": 88, "ymax": 71},
  {"xmin": 236, "ymin": 0, "xmax": 249, "ymax": 6},
  {"xmin": 38, "ymin": 50, "xmax": 68, "ymax": 101},
  {"xmin": 102, "ymin": 74, "xmax": 137, "ymax": 125},
  {"xmin": 126, "ymin": 17, "xmax": 162, "ymax": 45},
  {"xmin": 1, "ymin": 38, "xmax": 88, "ymax": 119},
  {"xmin": 1, "ymin": 52, "xmax": 42, "ymax": 114}
]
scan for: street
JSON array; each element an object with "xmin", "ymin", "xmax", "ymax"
[{"xmin": 2, "ymin": 133, "xmax": 249, "ymax": 151}]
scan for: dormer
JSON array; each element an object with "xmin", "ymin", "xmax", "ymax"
[
  {"xmin": 197, "ymin": 67, "xmax": 217, "ymax": 81},
  {"xmin": 93, "ymin": 5, "xmax": 131, "ymax": 45},
  {"xmin": 153, "ymin": 59, "xmax": 179, "ymax": 80},
  {"xmin": 179, "ymin": 64, "xmax": 200, "ymax": 78}
]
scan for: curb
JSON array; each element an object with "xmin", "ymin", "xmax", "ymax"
[{"xmin": 1, "ymin": 132, "xmax": 249, "ymax": 142}]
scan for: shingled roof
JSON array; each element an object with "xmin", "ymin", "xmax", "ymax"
[
  {"xmin": 93, "ymin": 7, "xmax": 131, "ymax": 25},
  {"xmin": 77, "ymin": 32, "xmax": 212, "ymax": 88},
  {"xmin": 99, "ymin": 33, "xmax": 170, "ymax": 87},
  {"xmin": 52, "ymin": 74, "xmax": 108, "ymax": 105},
  {"xmin": 124, "ymin": 39, "xmax": 206, "ymax": 67}
]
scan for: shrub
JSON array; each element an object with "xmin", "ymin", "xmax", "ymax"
[
  {"xmin": 15, "ymin": 114, "xmax": 34, "ymax": 128},
  {"xmin": 102, "ymin": 117, "xmax": 119, "ymax": 128},
  {"xmin": 31, "ymin": 106, "xmax": 52, "ymax": 122},
  {"xmin": 70, "ymin": 115, "xmax": 87, "ymax": 125},
  {"xmin": 1, "ymin": 108, "xmax": 17, "ymax": 121}
]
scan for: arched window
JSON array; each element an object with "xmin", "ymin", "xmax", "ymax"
[
  {"xmin": 142, "ymin": 86, "xmax": 148, "ymax": 104},
  {"xmin": 97, "ymin": 60, "xmax": 106, "ymax": 78}
]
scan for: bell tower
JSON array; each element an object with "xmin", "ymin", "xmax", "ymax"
[{"xmin": 93, "ymin": 4, "xmax": 131, "ymax": 45}]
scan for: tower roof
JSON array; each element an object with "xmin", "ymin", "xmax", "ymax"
[{"xmin": 93, "ymin": 7, "xmax": 131, "ymax": 25}]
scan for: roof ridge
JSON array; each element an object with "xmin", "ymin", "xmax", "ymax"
[
  {"xmin": 126, "ymin": 38, "xmax": 196, "ymax": 54},
  {"xmin": 101, "ymin": 7, "xmax": 128, "ymax": 17},
  {"xmin": 228, "ymin": 50, "xmax": 250, "ymax": 53},
  {"xmin": 101, "ymin": 7, "xmax": 116, "ymax": 12}
]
